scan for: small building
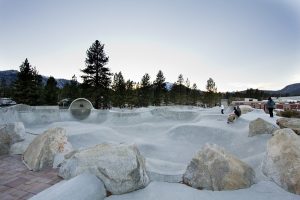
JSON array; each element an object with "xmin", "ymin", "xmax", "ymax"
[{"xmin": 244, "ymin": 98, "xmax": 258, "ymax": 102}]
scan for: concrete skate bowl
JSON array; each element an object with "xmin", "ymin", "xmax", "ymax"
[
  {"xmin": 150, "ymin": 107, "xmax": 199, "ymax": 121},
  {"xmin": 167, "ymin": 125, "xmax": 235, "ymax": 147},
  {"xmin": 0, "ymin": 104, "xmax": 61, "ymax": 125},
  {"xmin": 69, "ymin": 98, "xmax": 94, "ymax": 120}
]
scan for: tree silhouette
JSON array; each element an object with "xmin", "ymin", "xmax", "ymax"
[
  {"xmin": 81, "ymin": 40, "xmax": 112, "ymax": 108},
  {"xmin": 13, "ymin": 58, "xmax": 43, "ymax": 105},
  {"xmin": 111, "ymin": 72, "xmax": 126, "ymax": 108},
  {"xmin": 177, "ymin": 74, "xmax": 184, "ymax": 104},
  {"xmin": 153, "ymin": 70, "xmax": 166, "ymax": 106},
  {"xmin": 44, "ymin": 76, "xmax": 58, "ymax": 105},
  {"xmin": 139, "ymin": 73, "xmax": 151, "ymax": 107},
  {"xmin": 204, "ymin": 78, "xmax": 218, "ymax": 107}
]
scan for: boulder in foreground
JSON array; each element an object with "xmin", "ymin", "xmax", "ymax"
[
  {"xmin": 183, "ymin": 144, "xmax": 255, "ymax": 191},
  {"xmin": 23, "ymin": 127, "xmax": 68, "ymax": 171},
  {"xmin": 249, "ymin": 118, "xmax": 279, "ymax": 137},
  {"xmin": 262, "ymin": 128, "xmax": 300, "ymax": 195},
  {"xmin": 59, "ymin": 143, "xmax": 149, "ymax": 195}
]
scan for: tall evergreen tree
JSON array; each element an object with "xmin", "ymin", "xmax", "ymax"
[
  {"xmin": 13, "ymin": 58, "xmax": 43, "ymax": 105},
  {"xmin": 44, "ymin": 76, "xmax": 58, "ymax": 105},
  {"xmin": 185, "ymin": 78, "xmax": 191, "ymax": 104},
  {"xmin": 204, "ymin": 78, "xmax": 218, "ymax": 107},
  {"xmin": 111, "ymin": 72, "xmax": 126, "ymax": 108},
  {"xmin": 81, "ymin": 40, "xmax": 112, "ymax": 108},
  {"xmin": 206, "ymin": 78, "xmax": 217, "ymax": 93},
  {"xmin": 139, "ymin": 73, "xmax": 151, "ymax": 107},
  {"xmin": 153, "ymin": 70, "xmax": 166, "ymax": 106},
  {"xmin": 191, "ymin": 83, "xmax": 198, "ymax": 105},
  {"xmin": 176, "ymin": 74, "xmax": 184, "ymax": 104},
  {"xmin": 125, "ymin": 79, "xmax": 136, "ymax": 108}
]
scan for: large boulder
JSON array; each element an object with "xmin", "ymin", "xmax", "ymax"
[
  {"xmin": 262, "ymin": 128, "xmax": 300, "ymax": 194},
  {"xmin": 239, "ymin": 105, "xmax": 254, "ymax": 114},
  {"xmin": 0, "ymin": 122, "xmax": 25, "ymax": 155},
  {"xmin": 59, "ymin": 143, "xmax": 149, "ymax": 195},
  {"xmin": 29, "ymin": 173, "xmax": 106, "ymax": 200},
  {"xmin": 276, "ymin": 118, "xmax": 300, "ymax": 135},
  {"xmin": 23, "ymin": 127, "xmax": 68, "ymax": 171},
  {"xmin": 183, "ymin": 144, "xmax": 255, "ymax": 191},
  {"xmin": 249, "ymin": 118, "xmax": 279, "ymax": 137}
]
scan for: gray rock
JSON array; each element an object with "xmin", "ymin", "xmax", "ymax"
[
  {"xmin": 29, "ymin": 173, "xmax": 106, "ymax": 200},
  {"xmin": 59, "ymin": 143, "xmax": 149, "ymax": 195},
  {"xmin": 276, "ymin": 118, "xmax": 300, "ymax": 135},
  {"xmin": 10, "ymin": 140, "xmax": 30, "ymax": 155},
  {"xmin": 183, "ymin": 144, "xmax": 255, "ymax": 191},
  {"xmin": 249, "ymin": 118, "xmax": 279, "ymax": 137},
  {"xmin": 239, "ymin": 105, "xmax": 254, "ymax": 114},
  {"xmin": 262, "ymin": 128, "xmax": 300, "ymax": 194},
  {"xmin": 0, "ymin": 122, "xmax": 25, "ymax": 155},
  {"xmin": 23, "ymin": 127, "xmax": 68, "ymax": 171}
]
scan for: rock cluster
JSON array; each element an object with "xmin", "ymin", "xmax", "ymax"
[{"xmin": 276, "ymin": 118, "xmax": 300, "ymax": 135}]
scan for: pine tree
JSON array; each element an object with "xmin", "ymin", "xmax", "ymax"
[
  {"xmin": 185, "ymin": 78, "xmax": 191, "ymax": 104},
  {"xmin": 125, "ymin": 79, "xmax": 136, "ymax": 108},
  {"xmin": 204, "ymin": 78, "xmax": 218, "ymax": 107},
  {"xmin": 81, "ymin": 40, "xmax": 112, "ymax": 109},
  {"xmin": 139, "ymin": 73, "xmax": 151, "ymax": 107},
  {"xmin": 13, "ymin": 58, "xmax": 43, "ymax": 105},
  {"xmin": 206, "ymin": 78, "xmax": 217, "ymax": 93},
  {"xmin": 111, "ymin": 72, "xmax": 126, "ymax": 108},
  {"xmin": 153, "ymin": 70, "xmax": 166, "ymax": 106},
  {"xmin": 176, "ymin": 74, "xmax": 184, "ymax": 104},
  {"xmin": 44, "ymin": 76, "xmax": 58, "ymax": 105},
  {"xmin": 191, "ymin": 83, "xmax": 198, "ymax": 105}
]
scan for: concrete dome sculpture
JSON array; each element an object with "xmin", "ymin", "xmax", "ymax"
[{"xmin": 69, "ymin": 98, "xmax": 94, "ymax": 120}]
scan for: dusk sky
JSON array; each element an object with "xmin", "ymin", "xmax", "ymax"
[{"xmin": 1, "ymin": 0, "xmax": 300, "ymax": 92}]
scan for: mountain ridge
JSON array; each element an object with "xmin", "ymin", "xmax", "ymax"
[
  {"xmin": 0, "ymin": 69, "xmax": 299, "ymax": 95},
  {"xmin": 0, "ymin": 69, "xmax": 70, "ymax": 88}
]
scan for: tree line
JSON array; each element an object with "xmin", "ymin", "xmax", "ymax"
[{"xmin": 0, "ymin": 40, "xmax": 269, "ymax": 108}]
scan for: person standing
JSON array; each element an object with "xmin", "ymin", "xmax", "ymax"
[
  {"xmin": 266, "ymin": 97, "xmax": 275, "ymax": 117},
  {"xmin": 221, "ymin": 104, "xmax": 224, "ymax": 114}
]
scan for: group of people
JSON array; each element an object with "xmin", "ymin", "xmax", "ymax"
[{"xmin": 222, "ymin": 96, "xmax": 275, "ymax": 124}]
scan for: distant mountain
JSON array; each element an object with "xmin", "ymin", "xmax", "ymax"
[
  {"xmin": 264, "ymin": 83, "xmax": 300, "ymax": 96},
  {"xmin": 165, "ymin": 82, "xmax": 174, "ymax": 91},
  {"xmin": 0, "ymin": 70, "xmax": 18, "ymax": 86},
  {"xmin": 0, "ymin": 69, "xmax": 70, "ymax": 88},
  {"xmin": 278, "ymin": 83, "xmax": 300, "ymax": 96}
]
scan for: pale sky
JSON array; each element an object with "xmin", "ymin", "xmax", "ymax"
[{"xmin": 0, "ymin": 0, "xmax": 300, "ymax": 92}]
